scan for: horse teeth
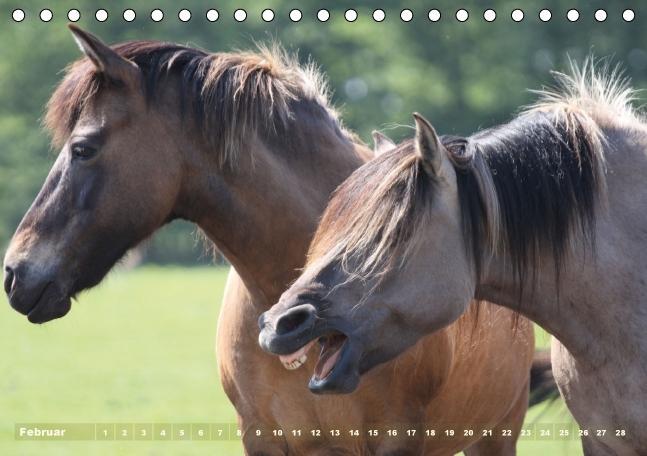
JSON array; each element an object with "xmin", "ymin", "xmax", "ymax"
[{"xmin": 282, "ymin": 354, "xmax": 308, "ymax": 370}]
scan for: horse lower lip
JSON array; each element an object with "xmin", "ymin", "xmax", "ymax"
[
  {"xmin": 13, "ymin": 282, "xmax": 52, "ymax": 316},
  {"xmin": 27, "ymin": 306, "xmax": 48, "ymax": 323},
  {"xmin": 27, "ymin": 295, "xmax": 71, "ymax": 324}
]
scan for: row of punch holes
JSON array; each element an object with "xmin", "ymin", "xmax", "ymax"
[{"xmin": 10, "ymin": 8, "xmax": 637, "ymax": 24}]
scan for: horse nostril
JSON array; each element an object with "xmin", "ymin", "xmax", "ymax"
[
  {"xmin": 4, "ymin": 266, "xmax": 15, "ymax": 295},
  {"xmin": 275, "ymin": 305, "xmax": 316, "ymax": 335}
]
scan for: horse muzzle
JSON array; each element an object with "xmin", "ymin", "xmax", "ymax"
[
  {"xmin": 258, "ymin": 304, "xmax": 362, "ymax": 395},
  {"xmin": 3, "ymin": 261, "xmax": 71, "ymax": 324}
]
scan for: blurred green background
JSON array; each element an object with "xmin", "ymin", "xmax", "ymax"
[{"xmin": 1, "ymin": 0, "xmax": 643, "ymax": 454}]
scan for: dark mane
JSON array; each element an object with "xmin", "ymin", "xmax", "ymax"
[
  {"xmin": 451, "ymin": 109, "xmax": 603, "ymax": 288},
  {"xmin": 45, "ymin": 40, "xmax": 343, "ymax": 165}
]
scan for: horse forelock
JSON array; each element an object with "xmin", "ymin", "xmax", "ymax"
[
  {"xmin": 308, "ymin": 140, "xmax": 434, "ymax": 281},
  {"xmin": 44, "ymin": 40, "xmax": 344, "ymax": 166}
]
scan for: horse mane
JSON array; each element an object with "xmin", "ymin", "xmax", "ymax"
[
  {"xmin": 527, "ymin": 57, "xmax": 642, "ymax": 126},
  {"xmin": 310, "ymin": 60, "xmax": 639, "ymax": 292},
  {"xmin": 45, "ymin": 40, "xmax": 347, "ymax": 166}
]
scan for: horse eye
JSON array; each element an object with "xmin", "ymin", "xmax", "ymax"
[{"xmin": 71, "ymin": 144, "xmax": 97, "ymax": 161}]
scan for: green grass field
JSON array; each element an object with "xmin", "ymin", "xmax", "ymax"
[{"xmin": 0, "ymin": 266, "xmax": 582, "ymax": 455}]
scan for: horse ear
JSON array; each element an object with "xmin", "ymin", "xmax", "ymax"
[
  {"xmin": 68, "ymin": 24, "xmax": 139, "ymax": 85},
  {"xmin": 413, "ymin": 112, "xmax": 444, "ymax": 176},
  {"xmin": 371, "ymin": 131, "xmax": 396, "ymax": 157}
]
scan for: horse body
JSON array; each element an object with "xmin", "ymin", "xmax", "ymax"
[
  {"xmin": 260, "ymin": 63, "xmax": 647, "ymax": 454},
  {"xmin": 3, "ymin": 27, "xmax": 536, "ymax": 455}
]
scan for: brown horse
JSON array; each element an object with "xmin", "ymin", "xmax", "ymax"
[
  {"xmin": 4, "ymin": 26, "xmax": 539, "ymax": 455},
  {"xmin": 259, "ymin": 62, "xmax": 647, "ymax": 454}
]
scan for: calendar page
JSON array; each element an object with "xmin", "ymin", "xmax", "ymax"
[{"xmin": 1, "ymin": 2, "xmax": 644, "ymax": 455}]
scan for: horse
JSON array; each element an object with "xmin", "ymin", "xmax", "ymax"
[
  {"xmin": 3, "ymin": 26, "xmax": 543, "ymax": 455},
  {"xmin": 259, "ymin": 61, "xmax": 647, "ymax": 454}
]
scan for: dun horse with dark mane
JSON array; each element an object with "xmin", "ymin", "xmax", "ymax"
[
  {"xmin": 262, "ymin": 62, "xmax": 647, "ymax": 454},
  {"xmin": 4, "ymin": 27, "xmax": 548, "ymax": 455}
]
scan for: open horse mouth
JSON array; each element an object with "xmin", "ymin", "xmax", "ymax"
[{"xmin": 278, "ymin": 331, "xmax": 349, "ymax": 381}]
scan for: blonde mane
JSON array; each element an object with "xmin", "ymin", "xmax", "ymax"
[
  {"xmin": 525, "ymin": 57, "xmax": 643, "ymax": 125},
  {"xmin": 308, "ymin": 143, "xmax": 428, "ymax": 281}
]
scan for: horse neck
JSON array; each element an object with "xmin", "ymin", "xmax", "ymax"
[
  {"xmin": 178, "ymin": 116, "xmax": 368, "ymax": 308},
  {"xmin": 476, "ymin": 121, "xmax": 647, "ymax": 362}
]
